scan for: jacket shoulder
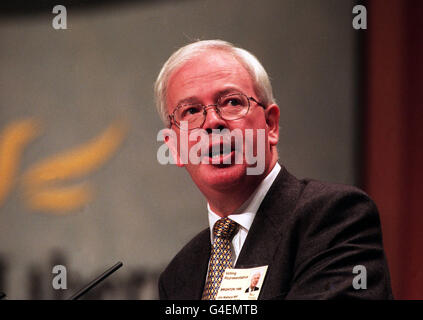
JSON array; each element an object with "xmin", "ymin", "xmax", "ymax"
[
  {"xmin": 294, "ymin": 178, "xmax": 379, "ymax": 224},
  {"xmin": 264, "ymin": 167, "xmax": 377, "ymax": 232},
  {"xmin": 300, "ymin": 178, "xmax": 371, "ymax": 202}
]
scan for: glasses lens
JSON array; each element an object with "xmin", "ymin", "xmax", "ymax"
[
  {"xmin": 174, "ymin": 104, "xmax": 204, "ymax": 129},
  {"xmin": 218, "ymin": 94, "xmax": 249, "ymax": 120}
]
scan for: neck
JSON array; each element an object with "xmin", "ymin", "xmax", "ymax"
[
  {"xmin": 208, "ymin": 183, "xmax": 258, "ymax": 217},
  {"xmin": 207, "ymin": 157, "xmax": 277, "ymax": 217}
]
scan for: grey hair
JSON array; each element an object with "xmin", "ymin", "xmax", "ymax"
[{"xmin": 154, "ymin": 39, "xmax": 275, "ymax": 125}]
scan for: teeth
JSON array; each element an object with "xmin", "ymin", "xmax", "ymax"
[
  {"xmin": 209, "ymin": 146, "xmax": 231, "ymax": 158},
  {"xmin": 211, "ymin": 150, "xmax": 219, "ymax": 158}
]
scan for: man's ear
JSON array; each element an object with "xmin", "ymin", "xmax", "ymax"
[
  {"xmin": 264, "ymin": 104, "xmax": 280, "ymax": 147},
  {"xmin": 163, "ymin": 128, "xmax": 184, "ymax": 167}
]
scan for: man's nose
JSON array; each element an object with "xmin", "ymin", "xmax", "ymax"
[{"xmin": 202, "ymin": 106, "xmax": 227, "ymax": 134}]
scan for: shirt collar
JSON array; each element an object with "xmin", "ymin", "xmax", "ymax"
[{"xmin": 207, "ymin": 162, "xmax": 281, "ymax": 241}]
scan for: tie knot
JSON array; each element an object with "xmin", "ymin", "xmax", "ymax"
[{"xmin": 213, "ymin": 218, "xmax": 238, "ymax": 239}]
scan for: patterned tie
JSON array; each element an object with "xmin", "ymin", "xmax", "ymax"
[{"xmin": 202, "ymin": 217, "xmax": 239, "ymax": 300}]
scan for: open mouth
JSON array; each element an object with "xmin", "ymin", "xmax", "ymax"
[{"xmin": 205, "ymin": 141, "xmax": 236, "ymax": 164}]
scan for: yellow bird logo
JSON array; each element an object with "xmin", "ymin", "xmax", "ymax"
[{"xmin": 0, "ymin": 119, "xmax": 127, "ymax": 214}]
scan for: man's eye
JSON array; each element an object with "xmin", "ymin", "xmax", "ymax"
[
  {"xmin": 223, "ymin": 98, "xmax": 242, "ymax": 107},
  {"xmin": 229, "ymin": 99, "xmax": 241, "ymax": 106},
  {"xmin": 181, "ymin": 106, "xmax": 201, "ymax": 117},
  {"xmin": 187, "ymin": 107, "xmax": 200, "ymax": 114}
]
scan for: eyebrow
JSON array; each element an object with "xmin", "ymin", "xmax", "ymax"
[
  {"xmin": 175, "ymin": 87, "xmax": 244, "ymax": 107},
  {"xmin": 175, "ymin": 96, "xmax": 200, "ymax": 107}
]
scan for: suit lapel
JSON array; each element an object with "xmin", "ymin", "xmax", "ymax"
[
  {"xmin": 235, "ymin": 205, "xmax": 280, "ymax": 268},
  {"xmin": 235, "ymin": 166, "xmax": 301, "ymax": 296}
]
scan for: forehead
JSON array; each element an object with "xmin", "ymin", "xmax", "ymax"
[{"xmin": 166, "ymin": 50, "xmax": 255, "ymax": 111}]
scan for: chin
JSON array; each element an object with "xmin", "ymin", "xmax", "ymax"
[{"xmin": 194, "ymin": 163, "xmax": 248, "ymax": 191}]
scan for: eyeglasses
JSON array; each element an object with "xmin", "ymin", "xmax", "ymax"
[{"xmin": 168, "ymin": 93, "xmax": 266, "ymax": 130}]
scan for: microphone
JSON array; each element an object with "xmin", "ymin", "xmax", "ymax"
[{"xmin": 67, "ymin": 261, "xmax": 123, "ymax": 300}]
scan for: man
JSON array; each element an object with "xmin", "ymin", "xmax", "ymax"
[
  {"xmin": 155, "ymin": 40, "xmax": 393, "ymax": 299},
  {"xmin": 245, "ymin": 273, "xmax": 261, "ymax": 293}
]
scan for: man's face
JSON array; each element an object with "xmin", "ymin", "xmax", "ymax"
[
  {"xmin": 251, "ymin": 274, "xmax": 260, "ymax": 287},
  {"xmin": 165, "ymin": 50, "xmax": 278, "ymax": 194}
]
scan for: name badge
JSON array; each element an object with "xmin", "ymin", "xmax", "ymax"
[{"xmin": 216, "ymin": 265, "xmax": 268, "ymax": 300}]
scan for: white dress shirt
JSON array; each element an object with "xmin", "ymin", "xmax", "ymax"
[{"xmin": 207, "ymin": 162, "xmax": 281, "ymax": 265}]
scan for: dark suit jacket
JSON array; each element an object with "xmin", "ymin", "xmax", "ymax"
[
  {"xmin": 159, "ymin": 166, "xmax": 393, "ymax": 299},
  {"xmin": 245, "ymin": 286, "xmax": 260, "ymax": 293}
]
